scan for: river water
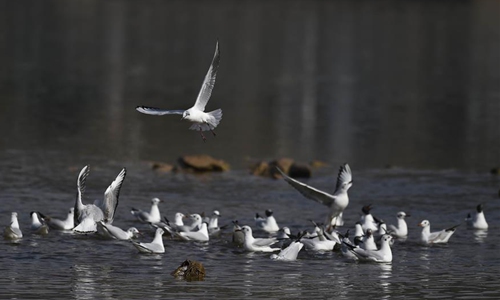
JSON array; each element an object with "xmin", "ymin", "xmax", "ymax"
[{"xmin": 1, "ymin": 1, "xmax": 499, "ymax": 299}]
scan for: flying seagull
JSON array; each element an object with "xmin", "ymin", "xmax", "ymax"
[{"xmin": 136, "ymin": 41, "xmax": 222, "ymax": 141}]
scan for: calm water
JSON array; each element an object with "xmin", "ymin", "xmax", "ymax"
[{"xmin": 1, "ymin": 0, "xmax": 500, "ymax": 299}]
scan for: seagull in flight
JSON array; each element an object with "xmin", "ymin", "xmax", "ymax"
[
  {"xmin": 136, "ymin": 41, "xmax": 222, "ymax": 142},
  {"xmin": 277, "ymin": 163, "xmax": 353, "ymax": 230}
]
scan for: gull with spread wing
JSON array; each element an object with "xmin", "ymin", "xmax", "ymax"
[
  {"xmin": 277, "ymin": 164, "xmax": 353, "ymax": 230},
  {"xmin": 73, "ymin": 166, "xmax": 127, "ymax": 234},
  {"xmin": 136, "ymin": 41, "xmax": 222, "ymax": 141}
]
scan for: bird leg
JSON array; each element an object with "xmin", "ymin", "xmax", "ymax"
[
  {"xmin": 205, "ymin": 122, "xmax": 217, "ymax": 137},
  {"xmin": 199, "ymin": 128, "xmax": 207, "ymax": 142}
]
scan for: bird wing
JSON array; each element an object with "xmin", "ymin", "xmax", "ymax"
[
  {"xmin": 97, "ymin": 168, "xmax": 126, "ymax": 224},
  {"xmin": 334, "ymin": 163, "xmax": 352, "ymax": 193},
  {"xmin": 254, "ymin": 237, "xmax": 278, "ymax": 247},
  {"xmin": 193, "ymin": 41, "xmax": 220, "ymax": 112},
  {"xmin": 277, "ymin": 167, "xmax": 335, "ymax": 207},
  {"xmin": 136, "ymin": 106, "xmax": 184, "ymax": 115},
  {"xmin": 277, "ymin": 241, "xmax": 303, "ymax": 260},
  {"xmin": 74, "ymin": 166, "xmax": 90, "ymax": 226}
]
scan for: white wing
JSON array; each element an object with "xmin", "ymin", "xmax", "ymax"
[
  {"xmin": 136, "ymin": 106, "xmax": 184, "ymax": 115},
  {"xmin": 334, "ymin": 163, "xmax": 352, "ymax": 193},
  {"xmin": 253, "ymin": 237, "xmax": 278, "ymax": 247},
  {"xmin": 277, "ymin": 167, "xmax": 335, "ymax": 207},
  {"xmin": 96, "ymin": 168, "xmax": 126, "ymax": 224},
  {"xmin": 74, "ymin": 166, "xmax": 90, "ymax": 226},
  {"xmin": 193, "ymin": 41, "xmax": 220, "ymax": 112}
]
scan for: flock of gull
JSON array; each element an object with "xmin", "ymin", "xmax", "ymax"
[
  {"xmin": 2, "ymin": 40, "xmax": 491, "ymax": 264},
  {"xmin": 2, "ymin": 163, "xmax": 490, "ymax": 263}
]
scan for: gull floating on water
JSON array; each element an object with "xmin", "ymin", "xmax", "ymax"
[
  {"xmin": 178, "ymin": 222, "xmax": 209, "ymax": 242},
  {"xmin": 40, "ymin": 208, "xmax": 74, "ymax": 230},
  {"xmin": 344, "ymin": 234, "xmax": 393, "ymax": 263},
  {"xmin": 131, "ymin": 198, "xmax": 162, "ymax": 224},
  {"xmin": 277, "ymin": 164, "xmax": 353, "ymax": 230},
  {"xmin": 465, "ymin": 204, "xmax": 488, "ymax": 230},
  {"xmin": 136, "ymin": 41, "xmax": 222, "ymax": 142},
  {"xmin": 388, "ymin": 211, "xmax": 410, "ymax": 238},
  {"xmin": 254, "ymin": 209, "xmax": 280, "ymax": 233},
  {"xmin": 96, "ymin": 221, "xmax": 140, "ymax": 241},
  {"xmin": 30, "ymin": 211, "xmax": 49, "ymax": 235},
  {"xmin": 270, "ymin": 232, "xmax": 306, "ymax": 261},
  {"xmin": 238, "ymin": 225, "xmax": 280, "ymax": 252},
  {"xmin": 3, "ymin": 212, "xmax": 23, "ymax": 240},
  {"xmin": 340, "ymin": 231, "xmax": 358, "ymax": 261},
  {"xmin": 131, "ymin": 228, "xmax": 165, "ymax": 254},
  {"xmin": 360, "ymin": 205, "xmax": 379, "ymax": 232},
  {"xmin": 300, "ymin": 221, "xmax": 339, "ymax": 251},
  {"xmin": 232, "ymin": 220, "xmax": 245, "ymax": 247},
  {"xmin": 361, "ymin": 229, "xmax": 378, "ymax": 251},
  {"xmin": 418, "ymin": 220, "xmax": 459, "ymax": 244},
  {"xmin": 73, "ymin": 166, "xmax": 127, "ymax": 234}
]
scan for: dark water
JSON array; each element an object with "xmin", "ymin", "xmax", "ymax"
[{"xmin": 1, "ymin": 1, "xmax": 500, "ymax": 299}]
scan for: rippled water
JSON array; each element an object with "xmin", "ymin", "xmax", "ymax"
[
  {"xmin": 1, "ymin": 152, "xmax": 499, "ymax": 299},
  {"xmin": 1, "ymin": 0, "xmax": 500, "ymax": 299}
]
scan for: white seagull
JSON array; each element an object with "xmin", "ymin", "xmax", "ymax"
[
  {"xmin": 254, "ymin": 209, "xmax": 280, "ymax": 233},
  {"xmin": 361, "ymin": 229, "xmax": 378, "ymax": 251},
  {"xmin": 360, "ymin": 205, "xmax": 379, "ymax": 232},
  {"xmin": 178, "ymin": 222, "xmax": 209, "ymax": 242},
  {"xmin": 131, "ymin": 198, "xmax": 162, "ymax": 224},
  {"xmin": 277, "ymin": 164, "xmax": 353, "ymax": 230},
  {"xmin": 40, "ymin": 208, "xmax": 74, "ymax": 230},
  {"xmin": 73, "ymin": 166, "xmax": 127, "ymax": 234},
  {"xmin": 388, "ymin": 211, "xmax": 410, "ymax": 238},
  {"xmin": 270, "ymin": 233, "xmax": 306, "ymax": 261},
  {"xmin": 132, "ymin": 228, "xmax": 165, "ymax": 254},
  {"xmin": 344, "ymin": 234, "xmax": 393, "ymax": 263},
  {"xmin": 30, "ymin": 211, "xmax": 49, "ymax": 235},
  {"xmin": 232, "ymin": 220, "xmax": 245, "ymax": 247},
  {"xmin": 418, "ymin": 220, "xmax": 459, "ymax": 244},
  {"xmin": 136, "ymin": 41, "xmax": 222, "ymax": 142},
  {"xmin": 465, "ymin": 204, "xmax": 488, "ymax": 230},
  {"xmin": 96, "ymin": 221, "xmax": 140, "ymax": 241},
  {"xmin": 238, "ymin": 225, "xmax": 280, "ymax": 252},
  {"xmin": 4, "ymin": 212, "xmax": 23, "ymax": 240}
]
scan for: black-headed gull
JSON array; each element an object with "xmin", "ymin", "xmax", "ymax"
[
  {"xmin": 340, "ymin": 231, "xmax": 358, "ymax": 260},
  {"xmin": 3, "ymin": 212, "xmax": 23, "ymax": 240},
  {"xmin": 73, "ymin": 166, "xmax": 127, "ymax": 233},
  {"xmin": 238, "ymin": 225, "xmax": 280, "ymax": 252},
  {"xmin": 465, "ymin": 204, "xmax": 488, "ymax": 230},
  {"xmin": 360, "ymin": 204, "xmax": 379, "ymax": 232},
  {"xmin": 131, "ymin": 228, "xmax": 165, "ymax": 254},
  {"xmin": 30, "ymin": 211, "xmax": 49, "ymax": 235},
  {"xmin": 96, "ymin": 221, "xmax": 140, "ymax": 240},
  {"xmin": 254, "ymin": 209, "xmax": 280, "ymax": 233},
  {"xmin": 418, "ymin": 220, "xmax": 459, "ymax": 244},
  {"xmin": 344, "ymin": 234, "xmax": 393, "ymax": 263},
  {"xmin": 136, "ymin": 41, "xmax": 222, "ymax": 142},
  {"xmin": 40, "ymin": 208, "xmax": 74, "ymax": 230},
  {"xmin": 131, "ymin": 198, "xmax": 162, "ymax": 223},
  {"xmin": 388, "ymin": 211, "xmax": 410, "ymax": 238},
  {"xmin": 277, "ymin": 164, "xmax": 353, "ymax": 230}
]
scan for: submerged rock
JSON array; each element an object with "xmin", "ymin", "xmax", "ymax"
[
  {"xmin": 178, "ymin": 155, "xmax": 230, "ymax": 172},
  {"xmin": 171, "ymin": 260, "xmax": 206, "ymax": 281}
]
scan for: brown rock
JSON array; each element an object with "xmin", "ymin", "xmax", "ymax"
[
  {"xmin": 150, "ymin": 162, "xmax": 175, "ymax": 173},
  {"xmin": 268, "ymin": 158, "xmax": 295, "ymax": 178},
  {"xmin": 171, "ymin": 260, "xmax": 206, "ymax": 281},
  {"xmin": 250, "ymin": 161, "xmax": 270, "ymax": 177},
  {"xmin": 178, "ymin": 154, "xmax": 230, "ymax": 172}
]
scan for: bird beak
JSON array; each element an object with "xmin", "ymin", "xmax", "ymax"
[{"xmin": 417, "ymin": 223, "xmax": 423, "ymax": 227}]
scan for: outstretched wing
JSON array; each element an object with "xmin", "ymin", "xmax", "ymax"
[
  {"xmin": 74, "ymin": 166, "xmax": 90, "ymax": 226},
  {"xmin": 193, "ymin": 40, "xmax": 220, "ymax": 112},
  {"xmin": 334, "ymin": 163, "xmax": 352, "ymax": 193},
  {"xmin": 276, "ymin": 167, "xmax": 335, "ymax": 207},
  {"xmin": 136, "ymin": 106, "xmax": 184, "ymax": 115},
  {"xmin": 97, "ymin": 168, "xmax": 126, "ymax": 224}
]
